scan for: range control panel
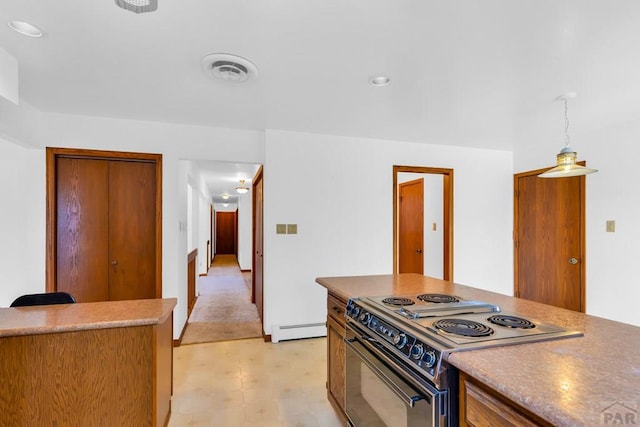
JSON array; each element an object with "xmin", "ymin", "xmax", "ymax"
[{"xmin": 345, "ymin": 299, "xmax": 440, "ymax": 378}]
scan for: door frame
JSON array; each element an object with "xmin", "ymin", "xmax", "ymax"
[
  {"xmin": 513, "ymin": 165, "xmax": 586, "ymax": 312},
  {"xmin": 251, "ymin": 165, "xmax": 264, "ymax": 319},
  {"xmin": 45, "ymin": 147, "xmax": 163, "ymax": 297},
  {"xmin": 393, "ymin": 165, "xmax": 454, "ymax": 280}
]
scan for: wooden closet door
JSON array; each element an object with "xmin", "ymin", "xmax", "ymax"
[
  {"xmin": 56, "ymin": 158, "xmax": 110, "ymax": 302},
  {"xmin": 215, "ymin": 211, "xmax": 237, "ymax": 255},
  {"xmin": 108, "ymin": 160, "xmax": 157, "ymax": 301}
]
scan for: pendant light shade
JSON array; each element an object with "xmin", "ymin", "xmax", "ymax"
[{"xmin": 538, "ymin": 93, "xmax": 597, "ymax": 178}]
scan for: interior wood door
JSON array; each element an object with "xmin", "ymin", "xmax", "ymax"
[
  {"xmin": 399, "ymin": 178, "xmax": 424, "ymax": 274},
  {"xmin": 56, "ymin": 158, "xmax": 110, "ymax": 302},
  {"xmin": 215, "ymin": 211, "xmax": 237, "ymax": 255},
  {"xmin": 47, "ymin": 147, "xmax": 162, "ymax": 302},
  {"xmin": 514, "ymin": 169, "xmax": 585, "ymax": 311},
  {"xmin": 108, "ymin": 160, "xmax": 157, "ymax": 301},
  {"xmin": 252, "ymin": 167, "xmax": 264, "ymax": 322}
]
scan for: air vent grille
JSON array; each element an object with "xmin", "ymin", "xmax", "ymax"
[{"xmin": 115, "ymin": 0, "xmax": 158, "ymax": 14}]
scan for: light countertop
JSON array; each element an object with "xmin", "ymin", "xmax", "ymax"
[
  {"xmin": 316, "ymin": 274, "xmax": 640, "ymax": 426},
  {"xmin": 0, "ymin": 298, "xmax": 177, "ymax": 337}
]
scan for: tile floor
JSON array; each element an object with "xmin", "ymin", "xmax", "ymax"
[{"xmin": 169, "ymin": 337, "xmax": 344, "ymax": 427}]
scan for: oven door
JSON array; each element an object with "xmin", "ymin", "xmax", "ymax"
[{"xmin": 345, "ymin": 324, "xmax": 448, "ymax": 427}]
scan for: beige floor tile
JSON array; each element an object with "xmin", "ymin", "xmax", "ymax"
[{"xmin": 169, "ymin": 337, "xmax": 343, "ymax": 427}]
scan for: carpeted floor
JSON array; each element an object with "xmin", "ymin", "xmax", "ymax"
[{"xmin": 181, "ymin": 255, "xmax": 262, "ymax": 345}]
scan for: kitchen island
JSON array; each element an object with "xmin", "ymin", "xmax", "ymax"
[
  {"xmin": 0, "ymin": 298, "xmax": 176, "ymax": 427},
  {"xmin": 316, "ymin": 274, "xmax": 640, "ymax": 426}
]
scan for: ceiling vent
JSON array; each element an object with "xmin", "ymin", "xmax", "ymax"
[
  {"xmin": 115, "ymin": 0, "xmax": 158, "ymax": 14},
  {"xmin": 201, "ymin": 54, "xmax": 259, "ymax": 83}
]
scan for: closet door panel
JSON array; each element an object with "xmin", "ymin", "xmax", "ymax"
[
  {"xmin": 56, "ymin": 158, "xmax": 110, "ymax": 302},
  {"xmin": 108, "ymin": 160, "xmax": 157, "ymax": 301}
]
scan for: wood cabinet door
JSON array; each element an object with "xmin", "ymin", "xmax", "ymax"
[
  {"xmin": 326, "ymin": 315, "xmax": 346, "ymax": 413},
  {"xmin": 108, "ymin": 160, "xmax": 157, "ymax": 301},
  {"xmin": 56, "ymin": 158, "xmax": 110, "ymax": 302}
]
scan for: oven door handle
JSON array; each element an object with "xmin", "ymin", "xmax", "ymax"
[{"xmin": 345, "ymin": 338, "xmax": 429, "ymax": 408}]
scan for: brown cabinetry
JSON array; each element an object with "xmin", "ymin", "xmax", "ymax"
[
  {"xmin": 459, "ymin": 371, "xmax": 552, "ymax": 427},
  {"xmin": 326, "ymin": 292, "xmax": 348, "ymax": 424},
  {"xmin": 0, "ymin": 300, "xmax": 175, "ymax": 427}
]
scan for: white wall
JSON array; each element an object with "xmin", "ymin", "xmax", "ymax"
[
  {"xmin": 187, "ymin": 184, "xmax": 194, "ymax": 251},
  {"xmin": 0, "ymin": 138, "xmax": 45, "ymax": 305},
  {"xmin": 185, "ymin": 161, "xmax": 214, "ymax": 275},
  {"xmin": 263, "ymin": 129, "xmax": 513, "ymax": 336},
  {"xmin": 0, "ymin": 107, "xmax": 264, "ymax": 339},
  {"xmin": 398, "ymin": 173, "xmax": 444, "ymax": 279},
  {"xmin": 237, "ymin": 188, "xmax": 253, "ymax": 270}
]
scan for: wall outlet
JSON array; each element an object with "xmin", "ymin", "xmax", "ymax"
[
  {"xmin": 287, "ymin": 224, "xmax": 298, "ymax": 234},
  {"xmin": 276, "ymin": 224, "xmax": 287, "ymax": 234}
]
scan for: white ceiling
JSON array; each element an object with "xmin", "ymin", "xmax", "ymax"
[
  {"xmin": 2, "ymin": 1, "xmax": 640, "ymax": 193},
  {"xmin": 193, "ymin": 160, "xmax": 260, "ymax": 204}
]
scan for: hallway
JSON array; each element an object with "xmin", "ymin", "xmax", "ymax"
[{"xmin": 181, "ymin": 255, "xmax": 262, "ymax": 345}]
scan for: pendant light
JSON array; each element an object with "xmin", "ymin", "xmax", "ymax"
[
  {"xmin": 235, "ymin": 180, "xmax": 249, "ymax": 194},
  {"xmin": 538, "ymin": 93, "xmax": 597, "ymax": 178}
]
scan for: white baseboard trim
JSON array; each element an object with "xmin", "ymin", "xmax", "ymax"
[{"xmin": 271, "ymin": 322, "xmax": 326, "ymax": 343}]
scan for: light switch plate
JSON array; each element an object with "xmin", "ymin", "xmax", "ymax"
[
  {"xmin": 606, "ymin": 220, "xmax": 615, "ymax": 233},
  {"xmin": 287, "ymin": 224, "xmax": 298, "ymax": 234},
  {"xmin": 276, "ymin": 224, "xmax": 287, "ymax": 234}
]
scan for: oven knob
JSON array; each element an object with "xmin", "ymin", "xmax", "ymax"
[
  {"xmin": 352, "ymin": 307, "xmax": 361, "ymax": 318},
  {"xmin": 422, "ymin": 350, "xmax": 437, "ymax": 368},
  {"xmin": 411, "ymin": 344, "xmax": 424, "ymax": 360},
  {"xmin": 393, "ymin": 333, "xmax": 408, "ymax": 349},
  {"xmin": 359, "ymin": 312, "xmax": 371, "ymax": 324}
]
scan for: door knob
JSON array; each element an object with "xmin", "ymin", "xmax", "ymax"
[
  {"xmin": 111, "ymin": 260, "xmax": 118, "ymax": 266},
  {"xmin": 416, "ymin": 249, "xmax": 423, "ymax": 254},
  {"xmin": 568, "ymin": 257, "xmax": 578, "ymax": 265}
]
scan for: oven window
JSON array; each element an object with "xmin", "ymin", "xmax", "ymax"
[
  {"xmin": 345, "ymin": 338, "xmax": 437, "ymax": 427},
  {"xmin": 360, "ymin": 362, "xmax": 407, "ymax": 426}
]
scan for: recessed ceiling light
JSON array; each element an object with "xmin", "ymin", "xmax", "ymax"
[
  {"xmin": 8, "ymin": 21, "xmax": 43, "ymax": 38},
  {"xmin": 370, "ymin": 75, "xmax": 391, "ymax": 87}
]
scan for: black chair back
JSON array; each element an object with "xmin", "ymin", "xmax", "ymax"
[{"xmin": 10, "ymin": 292, "xmax": 76, "ymax": 307}]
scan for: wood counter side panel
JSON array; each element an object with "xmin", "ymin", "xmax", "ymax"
[
  {"xmin": 154, "ymin": 314, "xmax": 173, "ymax": 427},
  {"xmin": 0, "ymin": 326, "xmax": 155, "ymax": 427}
]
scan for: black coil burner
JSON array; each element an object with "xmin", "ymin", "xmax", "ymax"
[
  {"xmin": 433, "ymin": 318, "xmax": 494, "ymax": 337},
  {"xmin": 382, "ymin": 297, "xmax": 415, "ymax": 306},
  {"xmin": 488, "ymin": 315, "xmax": 535, "ymax": 329},
  {"xmin": 417, "ymin": 294, "xmax": 460, "ymax": 304}
]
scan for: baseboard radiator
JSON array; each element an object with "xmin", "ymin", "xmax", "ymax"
[{"xmin": 271, "ymin": 322, "xmax": 326, "ymax": 343}]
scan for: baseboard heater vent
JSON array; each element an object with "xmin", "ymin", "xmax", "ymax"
[{"xmin": 271, "ymin": 322, "xmax": 326, "ymax": 343}]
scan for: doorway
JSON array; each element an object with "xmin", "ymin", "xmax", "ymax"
[
  {"xmin": 182, "ymin": 160, "xmax": 263, "ymax": 344},
  {"xmin": 513, "ymin": 167, "xmax": 586, "ymax": 312},
  {"xmin": 393, "ymin": 166, "xmax": 453, "ymax": 280}
]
